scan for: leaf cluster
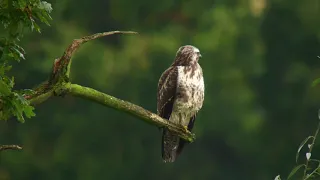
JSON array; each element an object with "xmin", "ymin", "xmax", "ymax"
[{"xmin": 0, "ymin": 0, "xmax": 52, "ymax": 122}]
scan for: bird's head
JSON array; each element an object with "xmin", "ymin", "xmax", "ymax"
[{"xmin": 172, "ymin": 45, "xmax": 202, "ymax": 66}]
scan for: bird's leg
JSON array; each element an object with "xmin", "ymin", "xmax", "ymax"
[
  {"xmin": 179, "ymin": 113, "xmax": 189, "ymax": 132},
  {"xmin": 179, "ymin": 124, "xmax": 189, "ymax": 132},
  {"xmin": 183, "ymin": 125, "xmax": 188, "ymax": 132}
]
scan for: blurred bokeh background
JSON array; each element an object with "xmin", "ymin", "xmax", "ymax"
[{"xmin": 1, "ymin": 0, "xmax": 320, "ymax": 179}]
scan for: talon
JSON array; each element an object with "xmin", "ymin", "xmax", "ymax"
[{"xmin": 183, "ymin": 125, "xmax": 188, "ymax": 132}]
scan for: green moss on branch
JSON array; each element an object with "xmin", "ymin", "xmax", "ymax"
[{"xmin": 69, "ymin": 83, "xmax": 195, "ymax": 142}]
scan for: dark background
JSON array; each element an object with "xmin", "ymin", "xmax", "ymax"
[{"xmin": 1, "ymin": 0, "xmax": 320, "ymax": 179}]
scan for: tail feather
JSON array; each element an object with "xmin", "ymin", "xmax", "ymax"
[{"xmin": 162, "ymin": 129, "xmax": 180, "ymax": 163}]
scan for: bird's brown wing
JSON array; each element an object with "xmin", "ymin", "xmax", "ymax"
[
  {"xmin": 157, "ymin": 66, "xmax": 179, "ymax": 162},
  {"xmin": 157, "ymin": 66, "xmax": 178, "ymax": 120}
]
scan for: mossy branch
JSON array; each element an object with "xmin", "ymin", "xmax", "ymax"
[
  {"xmin": 69, "ymin": 84, "xmax": 195, "ymax": 142},
  {"xmin": 22, "ymin": 31, "xmax": 195, "ymax": 143}
]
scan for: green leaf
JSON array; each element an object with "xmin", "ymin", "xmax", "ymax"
[
  {"xmin": 37, "ymin": 1, "xmax": 52, "ymax": 13},
  {"xmin": 35, "ymin": 11, "xmax": 49, "ymax": 26},
  {"xmin": 23, "ymin": 105, "xmax": 35, "ymax": 118},
  {"xmin": 16, "ymin": 0, "xmax": 27, "ymax": 8},
  {"xmin": 296, "ymin": 136, "xmax": 313, "ymax": 163},
  {"xmin": 0, "ymin": 79, "xmax": 11, "ymax": 95},
  {"xmin": 31, "ymin": 20, "xmax": 41, "ymax": 33},
  {"xmin": 0, "ymin": 64, "xmax": 12, "ymax": 75},
  {"xmin": 9, "ymin": 76, "xmax": 14, "ymax": 88},
  {"xmin": 16, "ymin": 93, "xmax": 26, "ymax": 103},
  {"xmin": 11, "ymin": 46, "xmax": 25, "ymax": 60},
  {"xmin": 312, "ymin": 78, "xmax": 320, "ymax": 87},
  {"xmin": 13, "ymin": 44, "xmax": 25, "ymax": 55},
  {"xmin": 0, "ymin": 66, "xmax": 4, "ymax": 75},
  {"xmin": 287, "ymin": 164, "xmax": 305, "ymax": 179},
  {"xmin": 11, "ymin": 96, "xmax": 25, "ymax": 122}
]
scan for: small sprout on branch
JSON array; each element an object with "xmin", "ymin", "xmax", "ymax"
[
  {"xmin": 274, "ymin": 175, "xmax": 281, "ymax": 180},
  {"xmin": 296, "ymin": 136, "xmax": 313, "ymax": 163},
  {"xmin": 306, "ymin": 153, "xmax": 311, "ymax": 160}
]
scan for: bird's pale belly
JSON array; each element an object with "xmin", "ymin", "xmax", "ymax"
[
  {"xmin": 169, "ymin": 65, "xmax": 204, "ymax": 126},
  {"xmin": 175, "ymin": 67, "xmax": 204, "ymax": 111}
]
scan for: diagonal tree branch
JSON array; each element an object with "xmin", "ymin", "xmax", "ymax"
[
  {"xmin": 69, "ymin": 84, "xmax": 195, "ymax": 142},
  {"xmin": 22, "ymin": 31, "xmax": 195, "ymax": 143}
]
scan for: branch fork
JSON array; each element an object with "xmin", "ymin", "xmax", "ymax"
[{"xmin": 2, "ymin": 30, "xmax": 196, "ymax": 151}]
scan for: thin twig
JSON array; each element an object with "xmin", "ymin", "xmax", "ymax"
[
  {"xmin": 303, "ymin": 120, "xmax": 320, "ymax": 179},
  {"xmin": 0, "ymin": 145, "xmax": 23, "ymax": 151},
  {"xmin": 51, "ymin": 31, "xmax": 138, "ymax": 82}
]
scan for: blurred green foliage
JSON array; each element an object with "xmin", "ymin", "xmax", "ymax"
[{"xmin": 0, "ymin": 0, "xmax": 320, "ymax": 179}]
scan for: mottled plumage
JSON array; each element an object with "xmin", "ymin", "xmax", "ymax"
[{"xmin": 157, "ymin": 45, "xmax": 205, "ymax": 162}]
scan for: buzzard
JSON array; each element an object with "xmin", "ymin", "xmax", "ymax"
[{"xmin": 157, "ymin": 45, "xmax": 205, "ymax": 162}]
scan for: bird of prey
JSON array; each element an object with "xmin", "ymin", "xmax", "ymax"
[{"xmin": 157, "ymin": 45, "xmax": 205, "ymax": 162}]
